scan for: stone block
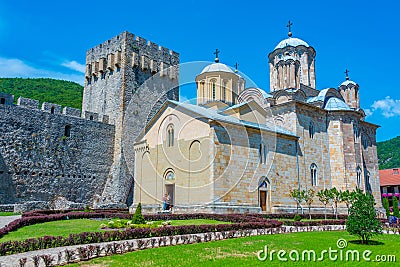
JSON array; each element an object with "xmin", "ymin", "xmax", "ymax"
[{"xmin": 17, "ymin": 97, "xmax": 39, "ymax": 109}]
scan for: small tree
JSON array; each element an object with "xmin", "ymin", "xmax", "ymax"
[
  {"xmin": 317, "ymin": 189, "xmax": 333, "ymax": 220},
  {"xmin": 392, "ymin": 196, "xmax": 400, "ymax": 218},
  {"xmin": 346, "ymin": 189, "xmax": 382, "ymax": 244},
  {"xmin": 290, "ymin": 188, "xmax": 305, "ymax": 214},
  {"xmin": 382, "ymin": 197, "xmax": 390, "ymax": 218},
  {"xmin": 132, "ymin": 203, "xmax": 145, "ymax": 224},
  {"xmin": 330, "ymin": 187, "xmax": 342, "ymax": 219},
  {"xmin": 341, "ymin": 190, "xmax": 356, "ymax": 215},
  {"xmin": 304, "ymin": 189, "xmax": 315, "ymax": 220}
]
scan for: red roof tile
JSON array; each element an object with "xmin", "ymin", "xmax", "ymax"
[{"xmin": 380, "ymin": 168, "xmax": 400, "ymax": 186}]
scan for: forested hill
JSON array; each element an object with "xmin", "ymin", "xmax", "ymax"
[
  {"xmin": 0, "ymin": 78, "xmax": 83, "ymax": 109},
  {"xmin": 377, "ymin": 136, "xmax": 400, "ymax": 170}
]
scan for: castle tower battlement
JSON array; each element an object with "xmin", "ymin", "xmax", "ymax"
[{"xmin": 82, "ymin": 31, "xmax": 180, "ymax": 207}]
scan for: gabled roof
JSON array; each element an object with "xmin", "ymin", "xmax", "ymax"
[{"xmin": 380, "ymin": 168, "xmax": 400, "ymax": 186}]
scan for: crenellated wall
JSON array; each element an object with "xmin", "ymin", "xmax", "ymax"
[
  {"xmin": 0, "ymin": 94, "xmax": 115, "ymax": 210},
  {"xmin": 83, "ymin": 31, "xmax": 180, "ymax": 207}
]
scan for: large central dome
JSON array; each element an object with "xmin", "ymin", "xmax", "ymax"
[
  {"xmin": 200, "ymin": 62, "xmax": 234, "ymax": 74},
  {"xmin": 274, "ymin": 37, "xmax": 310, "ymax": 50}
]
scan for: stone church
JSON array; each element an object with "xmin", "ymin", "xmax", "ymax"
[
  {"xmin": 132, "ymin": 31, "xmax": 381, "ymax": 213},
  {"xmin": 0, "ymin": 28, "xmax": 381, "ymax": 213}
]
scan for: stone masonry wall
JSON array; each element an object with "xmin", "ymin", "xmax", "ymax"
[
  {"xmin": 0, "ymin": 99, "xmax": 115, "ymax": 208},
  {"xmin": 83, "ymin": 31, "xmax": 179, "ymax": 207}
]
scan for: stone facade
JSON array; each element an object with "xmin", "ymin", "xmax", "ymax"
[{"xmin": 0, "ymin": 97, "xmax": 115, "ymax": 210}]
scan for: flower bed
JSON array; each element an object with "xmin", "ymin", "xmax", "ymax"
[{"xmin": 0, "ymin": 220, "xmax": 282, "ymax": 255}]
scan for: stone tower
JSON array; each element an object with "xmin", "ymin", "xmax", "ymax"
[
  {"xmin": 338, "ymin": 73, "xmax": 360, "ymax": 109},
  {"xmin": 83, "ymin": 31, "xmax": 179, "ymax": 207},
  {"xmin": 268, "ymin": 34, "xmax": 316, "ymax": 92}
]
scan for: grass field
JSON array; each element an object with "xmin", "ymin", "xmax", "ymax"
[
  {"xmin": 0, "ymin": 212, "xmax": 19, "ymax": 216},
  {"xmin": 67, "ymin": 231, "xmax": 399, "ymax": 266},
  {"xmin": 0, "ymin": 219, "xmax": 229, "ymax": 242}
]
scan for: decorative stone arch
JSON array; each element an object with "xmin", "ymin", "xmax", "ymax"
[
  {"xmin": 166, "ymin": 123, "xmax": 174, "ymax": 147},
  {"xmin": 294, "ymin": 89, "xmax": 307, "ymax": 102},
  {"xmin": 237, "ymin": 87, "xmax": 268, "ymax": 107},
  {"xmin": 310, "ymin": 163, "xmax": 318, "ymax": 186},
  {"xmin": 258, "ymin": 177, "xmax": 271, "ymax": 212}
]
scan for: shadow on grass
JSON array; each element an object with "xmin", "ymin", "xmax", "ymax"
[{"xmin": 349, "ymin": 240, "xmax": 385, "ymax": 246}]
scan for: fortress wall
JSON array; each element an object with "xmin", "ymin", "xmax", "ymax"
[{"xmin": 0, "ymin": 99, "xmax": 115, "ymax": 208}]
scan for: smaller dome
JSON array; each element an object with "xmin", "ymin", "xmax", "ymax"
[
  {"xmin": 340, "ymin": 80, "xmax": 357, "ymax": 86},
  {"xmin": 274, "ymin": 37, "xmax": 310, "ymax": 50},
  {"xmin": 324, "ymin": 97, "xmax": 351, "ymax": 111},
  {"xmin": 200, "ymin": 63, "xmax": 234, "ymax": 74}
]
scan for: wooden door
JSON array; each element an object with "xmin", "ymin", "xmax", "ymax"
[{"xmin": 260, "ymin": 191, "xmax": 266, "ymax": 211}]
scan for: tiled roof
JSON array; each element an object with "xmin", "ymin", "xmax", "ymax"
[
  {"xmin": 380, "ymin": 168, "xmax": 400, "ymax": 186},
  {"xmin": 168, "ymin": 100, "xmax": 297, "ymax": 138}
]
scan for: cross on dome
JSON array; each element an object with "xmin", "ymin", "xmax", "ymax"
[{"xmin": 213, "ymin": 49, "xmax": 220, "ymax": 63}]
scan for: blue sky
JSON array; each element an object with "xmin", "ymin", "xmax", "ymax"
[{"xmin": 0, "ymin": 0, "xmax": 399, "ymax": 141}]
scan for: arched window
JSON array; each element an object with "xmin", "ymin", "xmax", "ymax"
[
  {"xmin": 365, "ymin": 171, "xmax": 371, "ymax": 192},
  {"xmin": 165, "ymin": 169, "xmax": 175, "ymax": 180},
  {"xmin": 309, "ymin": 121, "xmax": 315, "ymax": 139},
  {"xmin": 64, "ymin": 125, "xmax": 71, "ymax": 138},
  {"xmin": 310, "ymin": 163, "xmax": 317, "ymax": 186},
  {"xmin": 259, "ymin": 143, "xmax": 267, "ymax": 164},
  {"xmin": 89, "ymin": 115, "xmax": 94, "ymax": 121},
  {"xmin": 362, "ymin": 135, "xmax": 368, "ymax": 150},
  {"xmin": 222, "ymin": 81, "xmax": 226, "ymax": 102},
  {"xmin": 0, "ymin": 98, "xmax": 5, "ymax": 105},
  {"xmin": 356, "ymin": 166, "xmax": 362, "ymax": 188},
  {"xmin": 167, "ymin": 124, "xmax": 174, "ymax": 147},
  {"xmin": 212, "ymin": 81, "xmax": 216, "ymax": 100},
  {"xmin": 354, "ymin": 125, "xmax": 359, "ymax": 143},
  {"xmin": 50, "ymin": 106, "xmax": 55, "ymax": 114}
]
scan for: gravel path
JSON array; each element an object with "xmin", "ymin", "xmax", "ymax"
[{"xmin": 0, "ymin": 215, "xmax": 21, "ymax": 229}]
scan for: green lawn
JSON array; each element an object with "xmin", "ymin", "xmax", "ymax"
[
  {"xmin": 67, "ymin": 231, "xmax": 399, "ymax": 266},
  {"xmin": 0, "ymin": 212, "xmax": 19, "ymax": 216},
  {"xmin": 0, "ymin": 219, "xmax": 229, "ymax": 242}
]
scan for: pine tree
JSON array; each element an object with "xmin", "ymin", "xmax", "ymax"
[
  {"xmin": 132, "ymin": 203, "xmax": 145, "ymax": 224},
  {"xmin": 382, "ymin": 197, "xmax": 390, "ymax": 218},
  {"xmin": 392, "ymin": 196, "xmax": 399, "ymax": 218}
]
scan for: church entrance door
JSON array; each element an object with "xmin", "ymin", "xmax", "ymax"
[
  {"xmin": 260, "ymin": 190, "xmax": 267, "ymax": 211},
  {"xmin": 165, "ymin": 184, "xmax": 175, "ymax": 207}
]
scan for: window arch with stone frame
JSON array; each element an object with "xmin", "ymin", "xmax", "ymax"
[
  {"xmin": 210, "ymin": 79, "xmax": 217, "ymax": 100},
  {"xmin": 164, "ymin": 168, "xmax": 175, "ymax": 181},
  {"xmin": 259, "ymin": 142, "xmax": 268, "ymax": 164},
  {"xmin": 356, "ymin": 166, "xmax": 362, "ymax": 188},
  {"xmin": 310, "ymin": 163, "xmax": 318, "ymax": 186},
  {"xmin": 166, "ymin": 124, "xmax": 174, "ymax": 147},
  {"xmin": 365, "ymin": 171, "xmax": 371, "ymax": 193},
  {"xmin": 309, "ymin": 121, "xmax": 315, "ymax": 139},
  {"xmin": 354, "ymin": 124, "xmax": 360, "ymax": 143}
]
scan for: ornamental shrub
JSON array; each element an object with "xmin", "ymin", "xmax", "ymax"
[
  {"xmin": 392, "ymin": 196, "xmax": 400, "ymax": 218},
  {"xmin": 132, "ymin": 203, "xmax": 145, "ymax": 224},
  {"xmin": 382, "ymin": 197, "xmax": 390, "ymax": 218}
]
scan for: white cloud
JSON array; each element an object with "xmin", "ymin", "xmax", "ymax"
[
  {"xmin": 368, "ymin": 96, "xmax": 400, "ymax": 118},
  {"xmin": 0, "ymin": 57, "xmax": 84, "ymax": 85},
  {"xmin": 61, "ymin": 60, "xmax": 85, "ymax": 73},
  {"xmin": 364, "ymin": 108, "xmax": 373, "ymax": 117}
]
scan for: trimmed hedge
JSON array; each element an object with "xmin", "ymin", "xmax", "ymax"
[{"xmin": 0, "ymin": 220, "xmax": 282, "ymax": 255}]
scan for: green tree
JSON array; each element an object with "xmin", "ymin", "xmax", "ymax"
[
  {"xmin": 317, "ymin": 188, "xmax": 333, "ymax": 220},
  {"xmin": 392, "ymin": 196, "xmax": 400, "ymax": 218},
  {"xmin": 330, "ymin": 187, "xmax": 342, "ymax": 219},
  {"xmin": 132, "ymin": 203, "xmax": 145, "ymax": 224},
  {"xmin": 377, "ymin": 136, "xmax": 400, "ymax": 169},
  {"xmin": 341, "ymin": 190, "xmax": 356, "ymax": 215},
  {"xmin": 304, "ymin": 189, "xmax": 315, "ymax": 220},
  {"xmin": 346, "ymin": 189, "xmax": 382, "ymax": 244},
  {"xmin": 382, "ymin": 197, "xmax": 390, "ymax": 218},
  {"xmin": 290, "ymin": 188, "xmax": 305, "ymax": 214}
]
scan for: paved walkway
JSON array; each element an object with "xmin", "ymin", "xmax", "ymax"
[
  {"xmin": 0, "ymin": 215, "xmax": 21, "ymax": 229},
  {"xmin": 0, "ymin": 225, "xmax": 347, "ymax": 267}
]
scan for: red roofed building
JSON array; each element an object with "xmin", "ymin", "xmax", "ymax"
[{"xmin": 380, "ymin": 168, "xmax": 400, "ymax": 199}]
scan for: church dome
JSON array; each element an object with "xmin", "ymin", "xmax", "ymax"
[
  {"xmin": 274, "ymin": 37, "xmax": 310, "ymax": 50},
  {"xmin": 200, "ymin": 62, "xmax": 234, "ymax": 74},
  {"xmin": 324, "ymin": 97, "xmax": 351, "ymax": 111},
  {"xmin": 340, "ymin": 80, "xmax": 357, "ymax": 86}
]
